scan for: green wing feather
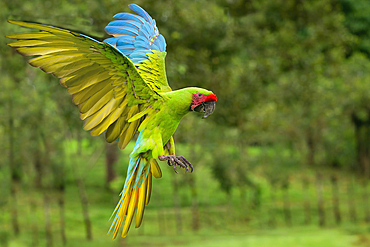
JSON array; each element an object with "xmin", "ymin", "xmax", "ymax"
[
  {"xmin": 7, "ymin": 20, "xmax": 164, "ymax": 149},
  {"xmin": 136, "ymin": 50, "xmax": 172, "ymax": 93}
]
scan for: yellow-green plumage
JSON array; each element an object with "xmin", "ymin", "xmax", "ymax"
[
  {"xmin": 6, "ymin": 20, "xmax": 147, "ymax": 150},
  {"xmin": 7, "ymin": 4, "xmax": 216, "ymax": 239}
]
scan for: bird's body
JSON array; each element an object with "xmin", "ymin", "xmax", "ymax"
[{"xmin": 7, "ymin": 4, "xmax": 217, "ymax": 239}]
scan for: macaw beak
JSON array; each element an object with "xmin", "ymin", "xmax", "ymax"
[{"xmin": 194, "ymin": 101, "xmax": 216, "ymax": 119}]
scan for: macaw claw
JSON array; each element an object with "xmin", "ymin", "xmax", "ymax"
[{"xmin": 158, "ymin": 155, "xmax": 194, "ymax": 173}]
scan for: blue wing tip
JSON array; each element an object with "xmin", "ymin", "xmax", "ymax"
[
  {"xmin": 104, "ymin": 4, "xmax": 166, "ymax": 63},
  {"xmin": 128, "ymin": 3, "xmax": 139, "ymax": 9},
  {"xmin": 128, "ymin": 4, "xmax": 145, "ymax": 14}
]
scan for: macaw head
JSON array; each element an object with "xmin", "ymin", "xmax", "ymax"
[{"xmin": 190, "ymin": 91, "xmax": 217, "ymax": 119}]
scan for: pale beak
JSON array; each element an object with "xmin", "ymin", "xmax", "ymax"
[{"xmin": 194, "ymin": 101, "xmax": 216, "ymax": 119}]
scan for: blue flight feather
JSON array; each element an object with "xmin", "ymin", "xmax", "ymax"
[
  {"xmin": 140, "ymin": 25, "xmax": 152, "ymax": 39},
  {"xmin": 130, "ymin": 53, "xmax": 148, "ymax": 60},
  {"xmin": 150, "ymin": 44, "xmax": 160, "ymax": 51},
  {"xmin": 113, "ymin": 13, "xmax": 146, "ymax": 24},
  {"xmin": 134, "ymin": 40, "xmax": 150, "ymax": 49},
  {"xmin": 103, "ymin": 4, "xmax": 167, "ymax": 65},
  {"xmin": 116, "ymin": 48, "xmax": 134, "ymax": 56},
  {"xmin": 108, "ymin": 20, "xmax": 140, "ymax": 30},
  {"xmin": 116, "ymin": 37, "xmax": 135, "ymax": 45},
  {"xmin": 104, "ymin": 37, "xmax": 121, "ymax": 46},
  {"xmin": 116, "ymin": 44, "xmax": 135, "ymax": 50},
  {"xmin": 156, "ymin": 35, "xmax": 166, "ymax": 51},
  {"xmin": 128, "ymin": 4, "xmax": 154, "ymax": 26},
  {"xmin": 105, "ymin": 26, "xmax": 139, "ymax": 36},
  {"xmin": 132, "ymin": 51, "xmax": 148, "ymax": 59},
  {"xmin": 142, "ymin": 22, "xmax": 156, "ymax": 36}
]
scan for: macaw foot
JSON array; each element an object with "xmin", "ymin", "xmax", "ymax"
[{"xmin": 158, "ymin": 155, "xmax": 193, "ymax": 173}]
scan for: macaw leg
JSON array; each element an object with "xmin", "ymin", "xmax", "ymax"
[{"xmin": 158, "ymin": 155, "xmax": 193, "ymax": 173}]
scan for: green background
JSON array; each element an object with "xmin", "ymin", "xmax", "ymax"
[{"xmin": 1, "ymin": 0, "xmax": 370, "ymax": 246}]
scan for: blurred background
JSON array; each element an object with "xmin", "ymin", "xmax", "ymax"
[{"xmin": 1, "ymin": 0, "xmax": 370, "ymax": 246}]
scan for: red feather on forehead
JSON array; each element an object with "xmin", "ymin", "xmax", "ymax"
[{"xmin": 205, "ymin": 94, "xmax": 217, "ymax": 102}]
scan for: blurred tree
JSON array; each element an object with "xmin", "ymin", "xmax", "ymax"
[
  {"xmin": 2, "ymin": 0, "xmax": 370, "ymax": 242},
  {"xmin": 339, "ymin": 0, "xmax": 370, "ymax": 176},
  {"xmin": 339, "ymin": 0, "xmax": 370, "ymax": 57}
]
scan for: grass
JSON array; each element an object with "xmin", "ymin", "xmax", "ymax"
[
  {"xmin": 123, "ymin": 226, "xmax": 370, "ymax": 247},
  {"xmin": 4, "ymin": 214, "xmax": 369, "ymax": 247},
  {"xmin": 2, "ymin": 194, "xmax": 370, "ymax": 247},
  {"xmin": 1, "ymin": 139, "xmax": 370, "ymax": 246}
]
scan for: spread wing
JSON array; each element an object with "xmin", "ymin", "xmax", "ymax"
[
  {"xmin": 104, "ymin": 4, "xmax": 172, "ymax": 93},
  {"xmin": 7, "ymin": 20, "xmax": 163, "ymax": 149}
]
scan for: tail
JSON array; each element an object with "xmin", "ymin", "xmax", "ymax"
[{"xmin": 109, "ymin": 155, "xmax": 162, "ymax": 239}]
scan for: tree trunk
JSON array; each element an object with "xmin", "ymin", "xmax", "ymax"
[
  {"xmin": 30, "ymin": 196, "xmax": 39, "ymax": 247},
  {"xmin": 352, "ymin": 112, "xmax": 370, "ymax": 177},
  {"xmin": 186, "ymin": 145, "xmax": 200, "ymax": 232},
  {"xmin": 268, "ymin": 183, "xmax": 276, "ymax": 228},
  {"xmin": 74, "ymin": 137, "xmax": 93, "ymax": 240},
  {"xmin": 302, "ymin": 175, "xmax": 311, "ymax": 225},
  {"xmin": 43, "ymin": 193, "xmax": 53, "ymax": 247},
  {"xmin": 8, "ymin": 99, "xmax": 20, "ymax": 236},
  {"xmin": 330, "ymin": 174, "xmax": 341, "ymax": 225},
  {"xmin": 282, "ymin": 181, "xmax": 292, "ymax": 227},
  {"xmin": 9, "ymin": 184, "xmax": 20, "ymax": 236},
  {"xmin": 306, "ymin": 128, "xmax": 315, "ymax": 167},
  {"xmin": 55, "ymin": 160, "xmax": 67, "ymax": 245},
  {"xmin": 58, "ymin": 187, "xmax": 67, "ymax": 246},
  {"xmin": 75, "ymin": 177, "xmax": 93, "ymax": 240},
  {"xmin": 172, "ymin": 174, "xmax": 182, "ymax": 235},
  {"xmin": 347, "ymin": 176, "xmax": 357, "ymax": 223},
  {"xmin": 316, "ymin": 172, "xmax": 325, "ymax": 227},
  {"xmin": 188, "ymin": 174, "xmax": 200, "ymax": 232},
  {"xmin": 105, "ymin": 142, "xmax": 118, "ymax": 188},
  {"xmin": 33, "ymin": 148, "xmax": 43, "ymax": 189},
  {"xmin": 362, "ymin": 179, "xmax": 370, "ymax": 222}
]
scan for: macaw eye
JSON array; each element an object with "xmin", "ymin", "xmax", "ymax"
[{"xmin": 197, "ymin": 93, "xmax": 202, "ymax": 97}]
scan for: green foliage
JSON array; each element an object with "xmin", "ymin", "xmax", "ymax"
[
  {"xmin": 340, "ymin": 0, "xmax": 370, "ymax": 57},
  {"xmin": 2, "ymin": 0, "xmax": 370, "ymax": 245}
]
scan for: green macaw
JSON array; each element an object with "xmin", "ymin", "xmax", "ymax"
[{"xmin": 7, "ymin": 4, "xmax": 217, "ymax": 239}]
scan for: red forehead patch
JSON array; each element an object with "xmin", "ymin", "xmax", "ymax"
[{"xmin": 205, "ymin": 94, "xmax": 217, "ymax": 102}]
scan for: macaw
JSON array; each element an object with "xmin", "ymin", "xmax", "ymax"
[{"xmin": 7, "ymin": 4, "xmax": 217, "ymax": 239}]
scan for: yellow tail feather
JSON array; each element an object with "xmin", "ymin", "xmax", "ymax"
[
  {"xmin": 110, "ymin": 158, "xmax": 161, "ymax": 239},
  {"xmin": 121, "ymin": 188, "xmax": 138, "ymax": 238},
  {"xmin": 135, "ymin": 175, "xmax": 148, "ymax": 228}
]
